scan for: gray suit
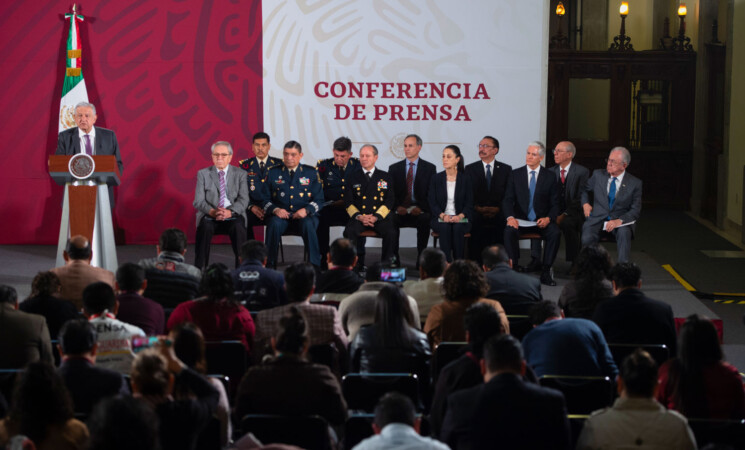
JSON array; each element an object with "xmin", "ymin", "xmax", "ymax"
[
  {"xmin": 581, "ymin": 169, "xmax": 642, "ymax": 263},
  {"xmin": 193, "ymin": 165, "xmax": 249, "ymax": 268},
  {"xmin": 0, "ymin": 303, "xmax": 54, "ymax": 369}
]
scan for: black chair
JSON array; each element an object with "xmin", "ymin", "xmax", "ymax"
[
  {"xmin": 342, "ymin": 373, "xmax": 421, "ymax": 413},
  {"xmin": 431, "ymin": 342, "xmax": 467, "ymax": 384},
  {"xmin": 308, "ymin": 343, "xmax": 341, "ymax": 376},
  {"xmin": 0, "ymin": 369, "xmax": 21, "ymax": 406},
  {"xmin": 240, "ymin": 414, "xmax": 333, "ymax": 450},
  {"xmin": 539, "ymin": 375, "xmax": 614, "ymax": 415},
  {"xmin": 506, "ymin": 315, "xmax": 533, "ymax": 341},
  {"xmin": 51, "ymin": 339, "xmax": 61, "ymax": 367},
  {"xmin": 607, "ymin": 343, "xmax": 670, "ymax": 368},
  {"xmin": 207, "ymin": 374, "xmax": 231, "ymax": 404},
  {"xmin": 485, "ymin": 293, "xmax": 536, "ymax": 316},
  {"xmin": 343, "ymin": 414, "xmax": 375, "ymax": 450},
  {"xmin": 568, "ymin": 414, "xmax": 588, "ymax": 448},
  {"xmin": 688, "ymin": 418, "xmax": 745, "ymax": 448},
  {"xmin": 143, "ymin": 268, "xmax": 200, "ymax": 309},
  {"xmin": 204, "ymin": 341, "xmax": 248, "ymax": 396}
]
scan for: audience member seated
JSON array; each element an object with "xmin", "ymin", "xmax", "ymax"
[
  {"xmin": 424, "ymin": 260, "xmax": 508, "ymax": 347},
  {"xmin": 577, "ymin": 349, "xmax": 697, "ymax": 450},
  {"xmin": 139, "ymin": 228, "xmax": 201, "ymax": 309},
  {"xmin": 403, "ymin": 248, "xmax": 447, "ymax": 323},
  {"xmin": 441, "ymin": 335, "xmax": 570, "ymax": 449},
  {"xmin": 558, "ymin": 244, "xmax": 613, "ymax": 319},
  {"xmin": 131, "ymin": 343, "xmax": 220, "ymax": 450},
  {"xmin": 522, "ymin": 300, "xmax": 617, "ymax": 378},
  {"xmin": 170, "ymin": 322, "xmax": 231, "ymax": 448},
  {"xmin": 0, "ymin": 285, "xmax": 54, "ymax": 368},
  {"xmin": 87, "ymin": 395, "xmax": 160, "ymax": 450},
  {"xmin": 0, "ymin": 361, "xmax": 89, "ymax": 450},
  {"xmin": 593, "ymin": 262, "xmax": 677, "ymax": 354},
  {"xmin": 657, "ymin": 314, "xmax": 745, "ymax": 419},
  {"xmin": 349, "ymin": 285, "xmax": 431, "ymax": 388},
  {"xmin": 316, "ymin": 238, "xmax": 364, "ymax": 294},
  {"xmin": 51, "ymin": 235, "xmax": 115, "ymax": 310},
  {"xmin": 232, "ymin": 240, "xmax": 287, "ymax": 310},
  {"xmin": 234, "ymin": 306, "xmax": 347, "ymax": 427},
  {"xmin": 19, "ymin": 271, "xmax": 79, "ymax": 340},
  {"xmin": 115, "ymin": 263, "xmax": 165, "ymax": 336},
  {"xmin": 167, "ymin": 263, "xmax": 255, "ymax": 352},
  {"xmin": 82, "ymin": 282, "xmax": 146, "ymax": 374},
  {"xmin": 254, "ymin": 263, "xmax": 348, "ymax": 361},
  {"xmin": 353, "ymin": 392, "xmax": 449, "ymax": 450},
  {"xmin": 338, "ymin": 262, "xmax": 420, "ymax": 342},
  {"xmin": 57, "ymin": 318, "xmax": 129, "ymax": 415},
  {"xmin": 481, "ymin": 245, "xmax": 542, "ymax": 305}
]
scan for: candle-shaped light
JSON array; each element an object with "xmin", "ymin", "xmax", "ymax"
[
  {"xmin": 556, "ymin": 2, "xmax": 566, "ymax": 16},
  {"xmin": 620, "ymin": 2, "xmax": 629, "ymax": 16},
  {"xmin": 678, "ymin": 4, "xmax": 687, "ymax": 17}
]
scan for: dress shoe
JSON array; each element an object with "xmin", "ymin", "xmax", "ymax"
[
  {"xmin": 525, "ymin": 258, "xmax": 542, "ymax": 273},
  {"xmin": 540, "ymin": 268, "xmax": 557, "ymax": 286}
]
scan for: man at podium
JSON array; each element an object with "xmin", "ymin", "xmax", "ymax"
[{"xmin": 55, "ymin": 102, "xmax": 123, "ymax": 175}]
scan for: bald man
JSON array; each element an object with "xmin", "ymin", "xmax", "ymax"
[{"xmin": 50, "ymin": 235, "xmax": 116, "ymax": 310}]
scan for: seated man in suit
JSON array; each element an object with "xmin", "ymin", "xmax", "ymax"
[
  {"xmin": 581, "ymin": 146, "xmax": 642, "ymax": 263},
  {"xmin": 344, "ymin": 144, "xmax": 396, "ymax": 265},
  {"xmin": 503, "ymin": 141, "xmax": 561, "ymax": 286},
  {"xmin": 550, "ymin": 141, "xmax": 590, "ymax": 267},
  {"xmin": 262, "ymin": 141, "xmax": 325, "ymax": 269},
  {"xmin": 0, "ymin": 285, "xmax": 54, "ymax": 369},
  {"xmin": 388, "ymin": 134, "xmax": 436, "ymax": 266},
  {"xmin": 232, "ymin": 240, "xmax": 287, "ymax": 310},
  {"xmin": 238, "ymin": 132, "xmax": 283, "ymax": 241},
  {"xmin": 482, "ymin": 245, "xmax": 542, "ymax": 309},
  {"xmin": 51, "ymin": 235, "xmax": 116, "ymax": 310},
  {"xmin": 193, "ymin": 141, "xmax": 249, "ymax": 269}
]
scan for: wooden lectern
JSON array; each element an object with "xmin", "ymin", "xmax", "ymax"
[{"xmin": 49, "ymin": 155, "xmax": 120, "ymax": 272}]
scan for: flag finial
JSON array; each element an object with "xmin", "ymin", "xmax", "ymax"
[{"xmin": 72, "ymin": 4, "xmax": 77, "ymax": 14}]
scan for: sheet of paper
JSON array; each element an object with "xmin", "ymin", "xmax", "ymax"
[
  {"xmin": 517, "ymin": 219, "xmax": 538, "ymax": 227},
  {"xmin": 603, "ymin": 220, "xmax": 636, "ymax": 231}
]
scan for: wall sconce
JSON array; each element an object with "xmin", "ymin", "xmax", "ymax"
[
  {"xmin": 550, "ymin": 1, "xmax": 570, "ymax": 49},
  {"xmin": 610, "ymin": 2, "xmax": 634, "ymax": 51},
  {"xmin": 672, "ymin": 3, "xmax": 694, "ymax": 51}
]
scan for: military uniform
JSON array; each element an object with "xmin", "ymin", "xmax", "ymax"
[
  {"xmin": 343, "ymin": 167, "xmax": 396, "ymax": 263},
  {"xmin": 316, "ymin": 157, "xmax": 366, "ymax": 266},
  {"xmin": 239, "ymin": 156, "xmax": 284, "ymax": 240},
  {"xmin": 262, "ymin": 164, "xmax": 325, "ymax": 267}
]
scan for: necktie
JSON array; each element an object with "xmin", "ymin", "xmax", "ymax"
[
  {"xmin": 561, "ymin": 168, "xmax": 566, "ymax": 184},
  {"xmin": 339, "ymin": 165, "xmax": 345, "ymax": 177},
  {"xmin": 84, "ymin": 134, "xmax": 93, "ymax": 155},
  {"xmin": 218, "ymin": 170, "xmax": 227, "ymax": 208},
  {"xmin": 260, "ymin": 161, "xmax": 265, "ymax": 172},
  {"xmin": 528, "ymin": 170, "xmax": 537, "ymax": 221},
  {"xmin": 289, "ymin": 169, "xmax": 295, "ymax": 183},
  {"xmin": 405, "ymin": 162, "xmax": 414, "ymax": 206},
  {"xmin": 608, "ymin": 177, "xmax": 618, "ymax": 219},
  {"xmin": 366, "ymin": 171, "xmax": 372, "ymax": 180},
  {"xmin": 486, "ymin": 164, "xmax": 492, "ymax": 190}
]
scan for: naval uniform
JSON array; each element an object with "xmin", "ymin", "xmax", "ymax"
[
  {"xmin": 239, "ymin": 156, "xmax": 284, "ymax": 240},
  {"xmin": 343, "ymin": 167, "xmax": 396, "ymax": 263},
  {"xmin": 262, "ymin": 164, "xmax": 325, "ymax": 267}
]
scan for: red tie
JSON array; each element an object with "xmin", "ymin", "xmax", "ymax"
[
  {"xmin": 561, "ymin": 168, "xmax": 566, "ymax": 183},
  {"xmin": 404, "ymin": 162, "xmax": 414, "ymax": 206}
]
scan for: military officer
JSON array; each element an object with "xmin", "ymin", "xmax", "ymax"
[
  {"xmin": 239, "ymin": 132, "xmax": 284, "ymax": 240},
  {"xmin": 262, "ymin": 140, "xmax": 325, "ymax": 268},
  {"xmin": 343, "ymin": 144, "xmax": 396, "ymax": 264},
  {"xmin": 317, "ymin": 136, "xmax": 367, "ymax": 270}
]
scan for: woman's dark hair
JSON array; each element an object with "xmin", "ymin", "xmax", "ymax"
[
  {"xmin": 665, "ymin": 314, "xmax": 723, "ymax": 417},
  {"xmin": 171, "ymin": 322, "xmax": 207, "ymax": 374},
  {"xmin": 88, "ymin": 395, "xmax": 160, "ymax": 450},
  {"xmin": 442, "ymin": 260, "xmax": 488, "ymax": 302},
  {"xmin": 571, "ymin": 244, "xmax": 612, "ymax": 316},
  {"xmin": 28, "ymin": 271, "xmax": 61, "ymax": 298},
  {"xmin": 444, "ymin": 145, "xmax": 465, "ymax": 172},
  {"xmin": 200, "ymin": 263, "xmax": 237, "ymax": 304},
  {"xmin": 7, "ymin": 362, "xmax": 74, "ymax": 443},
  {"xmin": 275, "ymin": 307, "xmax": 308, "ymax": 355},
  {"xmin": 374, "ymin": 285, "xmax": 417, "ymax": 347},
  {"xmin": 131, "ymin": 349, "xmax": 171, "ymax": 399}
]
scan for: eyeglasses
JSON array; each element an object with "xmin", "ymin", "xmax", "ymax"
[
  {"xmin": 553, "ymin": 149, "xmax": 570, "ymax": 154},
  {"xmin": 478, "ymin": 144, "xmax": 494, "ymax": 149},
  {"xmin": 212, "ymin": 153, "xmax": 230, "ymax": 158},
  {"xmin": 605, "ymin": 158, "xmax": 625, "ymax": 166}
]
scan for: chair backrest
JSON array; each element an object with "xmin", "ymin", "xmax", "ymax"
[
  {"xmin": 486, "ymin": 293, "xmax": 536, "ymax": 315},
  {"xmin": 539, "ymin": 375, "xmax": 614, "ymax": 415},
  {"xmin": 204, "ymin": 341, "xmax": 248, "ymax": 396},
  {"xmin": 568, "ymin": 414, "xmax": 588, "ymax": 449},
  {"xmin": 207, "ymin": 374, "xmax": 231, "ymax": 404},
  {"xmin": 431, "ymin": 342, "xmax": 467, "ymax": 384},
  {"xmin": 607, "ymin": 343, "xmax": 670, "ymax": 368},
  {"xmin": 687, "ymin": 418, "xmax": 745, "ymax": 449},
  {"xmin": 308, "ymin": 343, "xmax": 341, "ymax": 376},
  {"xmin": 240, "ymin": 414, "xmax": 332, "ymax": 450},
  {"xmin": 507, "ymin": 315, "xmax": 533, "ymax": 341},
  {"xmin": 342, "ymin": 373, "xmax": 421, "ymax": 413},
  {"xmin": 143, "ymin": 268, "xmax": 200, "ymax": 308},
  {"xmin": 343, "ymin": 414, "xmax": 375, "ymax": 450}
]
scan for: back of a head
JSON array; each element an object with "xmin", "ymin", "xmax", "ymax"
[
  {"xmin": 66, "ymin": 235, "xmax": 92, "ymax": 260},
  {"xmin": 679, "ymin": 314, "xmax": 722, "ymax": 368},
  {"xmin": 30, "ymin": 271, "xmax": 61, "ymax": 298},
  {"xmin": 59, "ymin": 318, "xmax": 97, "ymax": 354},
  {"xmin": 10, "ymin": 361, "xmax": 73, "ymax": 441},
  {"xmin": 83, "ymin": 282, "xmax": 117, "ymax": 315},
  {"xmin": 575, "ymin": 244, "xmax": 612, "ymax": 281},
  {"xmin": 329, "ymin": 238, "xmax": 356, "ymax": 267},
  {"xmin": 442, "ymin": 260, "xmax": 488, "ymax": 302},
  {"xmin": 621, "ymin": 349, "xmax": 658, "ymax": 398},
  {"xmin": 200, "ymin": 263, "xmax": 235, "ymax": 302},
  {"xmin": 116, "ymin": 263, "xmax": 145, "ymax": 292},
  {"xmin": 131, "ymin": 348, "xmax": 170, "ymax": 397},
  {"xmin": 374, "ymin": 392, "xmax": 416, "ymax": 429},
  {"xmin": 158, "ymin": 228, "xmax": 187, "ymax": 253},
  {"xmin": 374, "ymin": 284, "xmax": 416, "ymax": 346},
  {"xmin": 88, "ymin": 395, "xmax": 160, "ymax": 450},
  {"xmin": 483, "ymin": 334, "xmax": 523, "ymax": 374},
  {"xmin": 609, "ymin": 261, "xmax": 641, "ymax": 289},
  {"xmin": 275, "ymin": 306, "xmax": 308, "ymax": 354},
  {"xmin": 366, "ymin": 262, "xmax": 384, "ymax": 282},
  {"xmin": 528, "ymin": 300, "xmax": 561, "ymax": 326},
  {"xmin": 241, "ymin": 240, "xmax": 268, "ymax": 262},
  {"xmin": 284, "ymin": 262, "xmax": 316, "ymax": 303},
  {"xmin": 481, "ymin": 245, "xmax": 510, "ymax": 271},
  {"xmin": 464, "ymin": 303, "xmax": 503, "ymax": 357},
  {"xmin": 419, "ymin": 248, "xmax": 447, "ymax": 278},
  {"xmin": 0, "ymin": 284, "xmax": 18, "ymax": 305},
  {"xmin": 171, "ymin": 322, "xmax": 207, "ymax": 373}
]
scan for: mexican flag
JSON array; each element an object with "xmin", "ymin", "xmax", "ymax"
[{"xmin": 58, "ymin": 7, "xmax": 88, "ymax": 132}]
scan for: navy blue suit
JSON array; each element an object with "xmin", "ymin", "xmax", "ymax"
[
  {"xmin": 343, "ymin": 167, "xmax": 396, "ymax": 262},
  {"xmin": 232, "ymin": 258, "xmax": 287, "ymax": 310},
  {"xmin": 239, "ymin": 156, "xmax": 283, "ymax": 240},
  {"xmin": 428, "ymin": 171, "xmax": 473, "ymax": 262}
]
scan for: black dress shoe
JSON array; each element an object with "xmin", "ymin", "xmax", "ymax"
[
  {"xmin": 540, "ymin": 268, "xmax": 557, "ymax": 286},
  {"xmin": 526, "ymin": 258, "xmax": 542, "ymax": 273}
]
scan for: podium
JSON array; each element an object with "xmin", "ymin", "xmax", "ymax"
[{"xmin": 49, "ymin": 155, "xmax": 120, "ymax": 272}]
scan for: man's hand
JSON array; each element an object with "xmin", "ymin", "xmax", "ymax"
[
  {"xmin": 583, "ymin": 203, "xmax": 592, "ymax": 218},
  {"xmin": 410, "ymin": 206, "xmax": 423, "ymax": 216},
  {"xmin": 250, "ymin": 205, "xmax": 265, "ymax": 220},
  {"xmin": 208, "ymin": 208, "xmax": 218, "ymax": 218},
  {"xmin": 292, "ymin": 209, "xmax": 308, "ymax": 219},
  {"xmin": 536, "ymin": 217, "xmax": 550, "ymax": 228},
  {"xmin": 273, "ymin": 208, "xmax": 290, "ymax": 219},
  {"xmin": 604, "ymin": 219, "xmax": 623, "ymax": 232},
  {"xmin": 332, "ymin": 200, "xmax": 345, "ymax": 208},
  {"xmin": 396, "ymin": 206, "xmax": 408, "ymax": 215},
  {"xmin": 506, "ymin": 217, "xmax": 519, "ymax": 229}
]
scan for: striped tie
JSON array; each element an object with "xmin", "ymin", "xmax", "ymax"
[{"xmin": 218, "ymin": 170, "xmax": 227, "ymax": 208}]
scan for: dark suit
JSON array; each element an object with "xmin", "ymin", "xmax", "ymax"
[
  {"xmin": 441, "ymin": 372, "xmax": 571, "ymax": 450},
  {"xmin": 551, "ymin": 162, "xmax": 589, "ymax": 262},
  {"xmin": 592, "ymin": 288, "xmax": 677, "ymax": 355},
  {"xmin": 239, "ymin": 156, "xmax": 283, "ymax": 240},
  {"xmin": 464, "ymin": 160, "xmax": 513, "ymax": 260},
  {"xmin": 581, "ymin": 169, "xmax": 642, "ymax": 263},
  {"xmin": 193, "ymin": 164, "xmax": 249, "ymax": 269},
  {"xmin": 343, "ymin": 168, "xmax": 396, "ymax": 262},
  {"xmin": 428, "ymin": 171, "xmax": 473, "ymax": 262},
  {"xmin": 58, "ymin": 357, "xmax": 129, "ymax": 414},
  {"xmin": 485, "ymin": 263, "xmax": 543, "ymax": 304},
  {"xmin": 389, "ymin": 158, "xmax": 437, "ymax": 262},
  {"xmin": 503, "ymin": 165, "xmax": 561, "ymax": 267},
  {"xmin": 0, "ymin": 304, "xmax": 54, "ymax": 369}
]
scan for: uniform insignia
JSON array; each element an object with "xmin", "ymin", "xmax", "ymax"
[
  {"xmin": 250, "ymin": 186, "xmax": 255, "ymax": 191},
  {"xmin": 300, "ymin": 193, "xmax": 304, "ymax": 197},
  {"xmin": 276, "ymin": 179, "xmax": 285, "ymax": 184},
  {"xmin": 281, "ymin": 192, "xmax": 285, "ymax": 197},
  {"xmin": 353, "ymin": 184, "xmax": 361, "ymax": 189},
  {"xmin": 299, "ymin": 177, "xmax": 310, "ymax": 185},
  {"xmin": 248, "ymin": 172, "xmax": 257, "ymax": 177},
  {"xmin": 377, "ymin": 180, "xmax": 388, "ymax": 189}
]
